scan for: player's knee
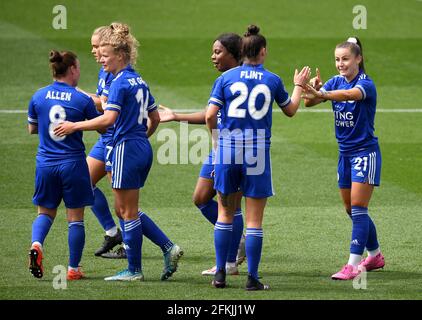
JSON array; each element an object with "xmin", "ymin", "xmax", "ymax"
[{"xmin": 192, "ymin": 191, "xmax": 211, "ymax": 206}]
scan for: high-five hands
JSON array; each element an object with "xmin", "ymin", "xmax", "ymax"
[{"xmin": 294, "ymin": 66, "xmax": 311, "ymax": 87}]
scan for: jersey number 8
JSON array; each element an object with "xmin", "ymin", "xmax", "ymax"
[
  {"xmin": 49, "ymin": 105, "xmax": 66, "ymax": 141},
  {"xmin": 228, "ymin": 82, "xmax": 271, "ymax": 120}
]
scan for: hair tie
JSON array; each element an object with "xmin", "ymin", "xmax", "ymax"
[{"xmin": 347, "ymin": 37, "xmax": 358, "ymax": 44}]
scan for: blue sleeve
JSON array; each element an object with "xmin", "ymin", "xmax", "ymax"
[
  {"xmin": 27, "ymin": 96, "xmax": 38, "ymax": 125},
  {"xmin": 208, "ymin": 76, "xmax": 224, "ymax": 109},
  {"xmin": 147, "ymin": 88, "xmax": 157, "ymax": 113},
  {"xmin": 321, "ymin": 76, "xmax": 337, "ymax": 93},
  {"xmin": 355, "ymin": 77, "xmax": 375, "ymax": 100},
  {"xmin": 274, "ymin": 77, "xmax": 291, "ymax": 108},
  {"xmin": 102, "ymin": 73, "xmax": 113, "ymax": 98},
  {"xmin": 84, "ymin": 98, "xmax": 100, "ymax": 120},
  {"xmin": 105, "ymin": 80, "xmax": 125, "ymax": 113}
]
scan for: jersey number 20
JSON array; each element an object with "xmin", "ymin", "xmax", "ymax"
[{"xmin": 227, "ymin": 82, "xmax": 271, "ymax": 120}]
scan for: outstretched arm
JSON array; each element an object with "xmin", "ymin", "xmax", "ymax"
[
  {"xmin": 159, "ymin": 105, "xmax": 206, "ymax": 124},
  {"xmin": 303, "ymin": 84, "xmax": 363, "ymax": 102},
  {"xmin": 53, "ymin": 109, "xmax": 118, "ymax": 137}
]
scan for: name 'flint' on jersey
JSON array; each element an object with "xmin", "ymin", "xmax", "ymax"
[{"xmin": 45, "ymin": 90, "xmax": 72, "ymax": 101}]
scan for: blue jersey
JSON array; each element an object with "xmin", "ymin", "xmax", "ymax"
[
  {"xmin": 208, "ymin": 64, "xmax": 290, "ymax": 148},
  {"xmin": 322, "ymin": 70, "xmax": 378, "ymax": 155},
  {"xmin": 28, "ymin": 81, "xmax": 99, "ymax": 166},
  {"xmin": 105, "ymin": 65, "xmax": 157, "ymax": 146},
  {"xmin": 96, "ymin": 67, "xmax": 114, "ymax": 144}
]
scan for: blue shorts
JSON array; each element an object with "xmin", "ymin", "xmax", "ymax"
[
  {"xmin": 199, "ymin": 151, "xmax": 215, "ymax": 180},
  {"xmin": 33, "ymin": 160, "xmax": 94, "ymax": 209},
  {"xmin": 338, "ymin": 146, "xmax": 382, "ymax": 189},
  {"xmin": 214, "ymin": 146, "xmax": 274, "ymax": 198},
  {"xmin": 88, "ymin": 138, "xmax": 113, "ymax": 172},
  {"xmin": 111, "ymin": 139, "xmax": 153, "ymax": 189}
]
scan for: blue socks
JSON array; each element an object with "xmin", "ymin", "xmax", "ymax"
[
  {"xmin": 138, "ymin": 211, "xmax": 173, "ymax": 253},
  {"xmin": 31, "ymin": 214, "xmax": 54, "ymax": 245},
  {"xmin": 124, "ymin": 218, "xmax": 143, "ymax": 273},
  {"xmin": 214, "ymin": 222, "xmax": 232, "ymax": 270},
  {"xmin": 91, "ymin": 187, "xmax": 116, "ymax": 232},
  {"xmin": 348, "ymin": 206, "xmax": 380, "ymax": 253},
  {"xmin": 350, "ymin": 206, "xmax": 369, "ymax": 255},
  {"xmin": 366, "ymin": 215, "xmax": 379, "ymax": 251},
  {"xmin": 68, "ymin": 221, "xmax": 85, "ymax": 268},
  {"xmin": 246, "ymin": 228, "xmax": 263, "ymax": 280},
  {"xmin": 196, "ymin": 199, "xmax": 218, "ymax": 225},
  {"xmin": 227, "ymin": 209, "xmax": 244, "ymax": 263}
]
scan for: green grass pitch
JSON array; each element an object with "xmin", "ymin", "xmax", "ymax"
[{"xmin": 0, "ymin": 0, "xmax": 421, "ymax": 300}]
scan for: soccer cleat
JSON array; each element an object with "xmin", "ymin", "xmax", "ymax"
[
  {"xmin": 67, "ymin": 267, "xmax": 85, "ymax": 280},
  {"xmin": 202, "ymin": 264, "xmax": 239, "ymax": 276},
  {"xmin": 236, "ymin": 233, "xmax": 246, "ymax": 266},
  {"xmin": 358, "ymin": 252, "xmax": 385, "ymax": 272},
  {"xmin": 211, "ymin": 268, "xmax": 226, "ymax": 288},
  {"xmin": 245, "ymin": 275, "xmax": 270, "ymax": 291},
  {"xmin": 161, "ymin": 244, "xmax": 184, "ymax": 281},
  {"xmin": 100, "ymin": 246, "xmax": 127, "ymax": 259},
  {"xmin": 104, "ymin": 269, "xmax": 144, "ymax": 281},
  {"xmin": 28, "ymin": 244, "xmax": 43, "ymax": 279},
  {"xmin": 331, "ymin": 264, "xmax": 360, "ymax": 280},
  {"xmin": 94, "ymin": 228, "xmax": 123, "ymax": 256}
]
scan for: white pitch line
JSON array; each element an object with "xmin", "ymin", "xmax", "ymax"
[{"xmin": 1, "ymin": 108, "xmax": 422, "ymax": 114}]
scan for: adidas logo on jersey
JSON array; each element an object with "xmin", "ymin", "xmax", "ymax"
[
  {"xmin": 351, "ymin": 239, "xmax": 360, "ymax": 246},
  {"xmin": 106, "ymin": 161, "xmax": 112, "ymax": 166},
  {"xmin": 356, "ymin": 171, "xmax": 364, "ymax": 177}
]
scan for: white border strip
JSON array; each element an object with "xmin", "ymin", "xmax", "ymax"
[{"xmin": 2, "ymin": 108, "xmax": 422, "ymax": 114}]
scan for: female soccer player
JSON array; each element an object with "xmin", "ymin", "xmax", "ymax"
[
  {"xmin": 302, "ymin": 37, "xmax": 385, "ymax": 280},
  {"xmin": 159, "ymin": 33, "xmax": 246, "ymax": 276},
  {"xmin": 28, "ymin": 50, "xmax": 99, "ymax": 280},
  {"xmin": 206, "ymin": 25, "xmax": 310, "ymax": 290},
  {"xmin": 87, "ymin": 26, "xmax": 181, "ymax": 264},
  {"xmin": 85, "ymin": 25, "xmax": 123, "ymax": 257},
  {"xmin": 54, "ymin": 23, "xmax": 183, "ymax": 281}
]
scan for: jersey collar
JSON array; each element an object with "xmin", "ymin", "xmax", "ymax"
[{"xmin": 243, "ymin": 63, "xmax": 264, "ymax": 69}]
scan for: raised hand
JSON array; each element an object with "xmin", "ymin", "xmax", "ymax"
[
  {"xmin": 158, "ymin": 105, "xmax": 176, "ymax": 122},
  {"xmin": 53, "ymin": 121, "xmax": 76, "ymax": 137},
  {"xmin": 309, "ymin": 68, "xmax": 323, "ymax": 90},
  {"xmin": 294, "ymin": 66, "xmax": 311, "ymax": 87}
]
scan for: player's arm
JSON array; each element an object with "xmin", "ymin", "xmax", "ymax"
[
  {"xmin": 28, "ymin": 123, "xmax": 38, "ymax": 134},
  {"xmin": 282, "ymin": 66, "xmax": 311, "ymax": 117},
  {"xmin": 303, "ymin": 85, "xmax": 363, "ymax": 102},
  {"xmin": 76, "ymin": 87, "xmax": 103, "ymax": 112},
  {"xmin": 53, "ymin": 110, "xmax": 118, "ymax": 137},
  {"xmin": 206, "ymin": 104, "xmax": 219, "ymax": 151},
  {"xmin": 147, "ymin": 109, "xmax": 160, "ymax": 138},
  {"xmin": 159, "ymin": 105, "xmax": 206, "ymax": 124}
]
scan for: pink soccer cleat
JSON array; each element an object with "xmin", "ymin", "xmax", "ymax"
[
  {"xmin": 358, "ymin": 253, "xmax": 385, "ymax": 272},
  {"xmin": 331, "ymin": 264, "xmax": 360, "ymax": 280}
]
